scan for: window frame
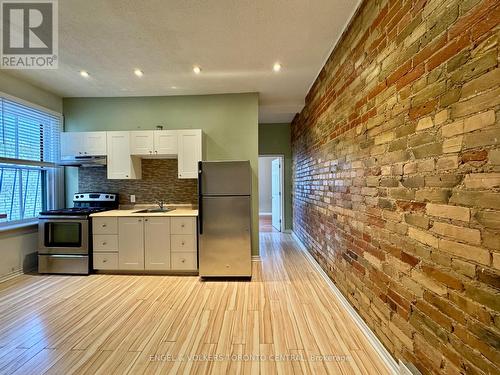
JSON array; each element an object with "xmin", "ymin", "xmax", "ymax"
[{"xmin": 0, "ymin": 91, "xmax": 64, "ymax": 230}]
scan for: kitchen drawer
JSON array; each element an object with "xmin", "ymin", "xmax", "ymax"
[
  {"xmin": 171, "ymin": 217, "xmax": 195, "ymax": 235},
  {"xmin": 171, "ymin": 252, "xmax": 197, "ymax": 270},
  {"xmin": 93, "ymin": 252, "xmax": 118, "ymax": 270},
  {"xmin": 93, "ymin": 235, "xmax": 118, "ymax": 252},
  {"xmin": 171, "ymin": 234, "xmax": 196, "ymax": 252},
  {"xmin": 93, "ymin": 217, "xmax": 118, "ymax": 234}
]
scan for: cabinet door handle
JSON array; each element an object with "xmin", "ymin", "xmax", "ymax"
[
  {"xmin": 102, "ymin": 224, "xmax": 107, "ymax": 227},
  {"xmin": 181, "ymin": 241, "xmax": 185, "ymax": 245},
  {"xmin": 149, "ymin": 150, "xmax": 152, "ymax": 154},
  {"xmin": 102, "ymin": 242, "xmax": 107, "ymax": 245},
  {"xmin": 181, "ymin": 224, "xmax": 185, "ymax": 228},
  {"xmin": 145, "ymin": 218, "xmax": 148, "ymax": 222},
  {"xmin": 181, "ymin": 258, "xmax": 185, "ymax": 263},
  {"xmin": 138, "ymin": 219, "xmax": 142, "ymax": 222},
  {"xmin": 125, "ymin": 175, "xmax": 129, "ymax": 178},
  {"xmin": 155, "ymin": 150, "xmax": 158, "ymax": 154},
  {"xmin": 103, "ymin": 259, "xmax": 107, "ymax": 263}
]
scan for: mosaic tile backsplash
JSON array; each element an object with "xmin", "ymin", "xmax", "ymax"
[{"xmin": 78, "ymin": 159, "xmax": 198, "ymax": 205}]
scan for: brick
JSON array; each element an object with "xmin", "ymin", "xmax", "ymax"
[
  {"xmin": 451, "ymin": 86, "xmax": 500, "ymax": 118},
  {"xmin": 463, "ymin": 110, "xmax": 496, "ymax": 133},
  {"xmin": 421, "ymin": 264, "xmax": 464, "ymax": 290},
  {"xmin": 461, "ymin": 150, "xmax": 488, "ymax": 163},
  {"xmin": 427, "ymin": 34, "xmax": 469, "ymax": 71},
  {"xmin": 374, "ymin": 131, "xmax": 395, "ymax": 145},
  {"xmin": 462, "ymin": 68, "xmax": 500, "ymax": 99},
  {"xmin": 409, "ymin": 227, "xmax": 439, "ymax": 248},
  {"xmin": 412, "ymin": 142, "xmax": 442, "ymax": 159},
  {"xmin": 450, "ymin": 191, "xmax": 500, "ymax": 210},
  {"xmin": 425, "ymin": 175, "xmax": 462, "ymax": 188},
  {"xmin": 439, "ymin": 239, "xmax": 491, "ymax": 266},
  {"xmin": 441, "ymin": 120, "xmax": 464, "ymax": 138},
  {"xmin": 464, "ymin": 173, "xmax": 500, "ymax": 189},
  {"xmin": 405, "ymin": 214, "xmax": 429, "ymax": 229},
  {"xmin": 475, "ymin": 211, "xmax": 500, "ymax": 229},
  {"xmin": 450, "ymin": 50, "xmax": 497, "ymax": 84},
  {"xmin": 442, "ymin": 136, "xmax": 463, "ymax": 153},
  {"xmin": 431, "ymin": 222, "xmax": 481, "ymax": 245},
  {"xmin": 390, "ymin": 188, "xmax": 415, "ymax": 200},
  {"xmin": 483, "ymin": 230, "xmax": 500, "ymax": 251},
  {"xmin": 415, "ymin": 189, "xmax": 451, "ymax": 203},
  {"xmin": 426, "ymin": 203, "xmax": 470, "ymax": 222},
  {"xmin": 464, "ymin": 127, "xmax": 500, "ymax": 149},
  {"xmin": 493, "ymin": 253, "xmax": 500, "ymax": 270},
  {"xmin": 451, "ymin": 258, "xmax": 476, "ymax": 278},
  {"xmin": 397, "ymin": 201, "xmax": 426, "ymax": 212},
  {"xmin": 464, "ymin": 284, "xmax": 500, "ymax": 312},
  {"xmin": 416, "ymin": 117, "xmax": 434, "ymax": 131},
  {"xmin": 409, "ymin": 132, "xmax": 435, "ymax": 147},
  {"xmin": 434, "ymin": 109, "xmax": 448, "ymax": 125},
  {"xmin": 412, "ymin": 270, "xmax": 447, "ymax": 296},
  {"xmin": 477, "ymin": 268, "xmax": 500, "ymax": 290},
  {"xmin": 436, "ymin": 156, "xmax": 459, "ymax": 170},
  {"xmin": 490, "ymin": 149, "xmax": 500, "ymax": 164}
]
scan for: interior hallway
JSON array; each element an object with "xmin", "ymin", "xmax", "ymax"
[{"xmin": 0, "ymin": 233, "xmax": 390, "ymax": 374}]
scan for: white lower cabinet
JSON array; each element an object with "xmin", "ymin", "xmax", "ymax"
[
  {"xmin": 118, "ymin": 217, "xmax": 145, "ymax": 270},
  {"xmin": 93, "ymin": 216, "xmax": 196, "ymax": 272},
  {"xmin": 144, "ymin": 217, "xmax": 171, "ymax": 270}
]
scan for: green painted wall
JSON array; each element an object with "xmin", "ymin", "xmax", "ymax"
[
  {"xmin": 258, "ymin": 123, "xmax": 292, "ymax": 230},
  {"xmin": 0, "ymin": 71, "xmax": 62, "ymax": 113},
  {"xmin": 63, "ymin": 93, "xmax": 260, "ymax": 255}
]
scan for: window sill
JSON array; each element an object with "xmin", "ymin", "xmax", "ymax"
[{"xmin": 0, "ymin": 220, "xmax": 38, "ymax": 234}]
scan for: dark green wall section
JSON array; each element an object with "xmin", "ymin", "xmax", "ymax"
[{"xmin": 258, "ymin": 123, "xmax": 292, "ymax": 230}]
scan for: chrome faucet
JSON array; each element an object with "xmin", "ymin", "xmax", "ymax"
[{"xmin": 156, "ymin": 200, "xmax": 166, "ymax": 210}]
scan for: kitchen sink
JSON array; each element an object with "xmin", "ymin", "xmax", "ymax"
[{"xmin": 132, "ymin": 208, "xmax": 174, "ymax": 213}]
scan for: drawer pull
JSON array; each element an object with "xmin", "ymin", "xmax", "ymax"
[
  {"xmin": 103, "ymin": 259, "xmax": 107, "ymax": 263},
  {"xmin": 181, "ymin": 241, "xmax": 185, "ymax": 245},
  {"xmin": 102, "ymin": 242, "xmax": 107, "ymax": 245},
  {"xmin": 102, "ymin": 224, "xmax": 107, "ymax": 227},
  {"xmin": 181, "ymin": 224, "xmax": 185, "ymax": 228}
]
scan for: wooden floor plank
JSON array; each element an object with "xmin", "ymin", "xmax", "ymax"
[{"xmin": 0, "ymin": 232, "xmax": 391, "ymax": 374}]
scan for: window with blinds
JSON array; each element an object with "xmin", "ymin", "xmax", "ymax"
[{"xmin": 0, "ymin": 97, "xmax": 62, "ymax": 225}]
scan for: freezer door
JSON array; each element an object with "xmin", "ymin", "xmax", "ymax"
[
  {"xmin": 200, "ymin": 161, "xmax": 251, "ymax": 196},
  {"xmin": 199, "ymin": 196, "xmax": 252, "ymax": 277}
]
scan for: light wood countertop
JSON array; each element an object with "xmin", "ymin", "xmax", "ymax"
[{"xmin": 90, "ymin": 206, "xmax": 198, "ymax": 217}]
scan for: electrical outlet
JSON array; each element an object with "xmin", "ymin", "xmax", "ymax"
[{"xmin": 130, "ymin": 195, "xmax": 136, "ymax": 203}]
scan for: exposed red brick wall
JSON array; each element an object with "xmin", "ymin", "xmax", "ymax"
[{"xmin": 291, "ymin": 0, "xmax": 500, "ymax": 373}]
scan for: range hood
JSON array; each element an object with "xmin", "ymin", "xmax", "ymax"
[{"xmin": 58, "ymin": 156, "xmax": 107, "ymax": 167}]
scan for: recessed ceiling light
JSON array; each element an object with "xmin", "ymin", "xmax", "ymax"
[
  {"xmin": 134, "ymin": 69, "xmax": 144, "ymax": 77},
  {"xmin": 80, "ymin": 70, "xmax": 89, "ymax": 78},
  {"xmin": 273, "ymin": 63, "xmax": 282, "ymax": 72},
  {"xmin": 193, "ymin": 66, "xmax": 201, "ymax": 74}
]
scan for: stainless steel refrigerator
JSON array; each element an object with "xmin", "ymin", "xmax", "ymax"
[{"xmin": 198, "ymin": 160, "xmax": 252, "ymax": 278}]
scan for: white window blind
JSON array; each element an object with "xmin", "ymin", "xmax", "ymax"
[{"xmin": 0, "ymin": 97, "xmax": 62, "ymax": 225}]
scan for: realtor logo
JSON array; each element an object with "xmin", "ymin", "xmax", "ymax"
[{"xmin": 1, "ymin": 0, "xmax": 58, "ymax": 69}]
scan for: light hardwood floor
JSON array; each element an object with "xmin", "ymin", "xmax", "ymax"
[{"xmin": 0, "ymin": 233, "xmax": 391, "ymax": 374}]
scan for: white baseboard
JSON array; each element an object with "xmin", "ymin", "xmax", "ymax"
[
  {"xmin": 0, "ymin": 269, "xmax": 25, "ymax": 284},
  {"xmin": 291, "ymin": 231, "xmax": 400, "ymax": 375}
]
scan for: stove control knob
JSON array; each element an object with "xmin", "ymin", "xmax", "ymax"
[{"xmin": 105, "ymin": 195, "xmax": 109, "ymax": 198}]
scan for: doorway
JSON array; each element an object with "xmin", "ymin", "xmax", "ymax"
[{"xmin": 258, "ymin": 155, "xmax": 284, "ymax": 232}]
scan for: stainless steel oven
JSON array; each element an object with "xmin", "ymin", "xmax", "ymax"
[
  {"xmin": 38, "ymin": 192, "xmax": 118, "ymax": 275},
  {"xmin": 39, "ymin": 217, "xmax": 89, "ymax": 255}
]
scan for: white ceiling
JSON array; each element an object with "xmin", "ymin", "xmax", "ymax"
[{"xmin": 5, "ymin": 0, "xmax": 360, "ymax": 123}]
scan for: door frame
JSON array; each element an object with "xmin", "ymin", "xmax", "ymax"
[{"xmin": 258, "ymin": 154, "xmax": 284, "ymax": 232}]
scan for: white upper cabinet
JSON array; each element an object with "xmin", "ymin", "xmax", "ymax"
[
  {"xmin": 177, "ymin": 129, "xmax": 202, "ymax": 179},
  {"xmin": 107, "ymin": 131, "xmax": 141, "ymax": 179},
  {"xmin": 130, "ymin": 131, "xmax": 154, "ymax": 155},
  {"xmin": 130, "ymin": 130, "xmax": 177, "ymax": 157},
  {"xmin": 61, "ymin": 131, "xmax": 107, "ymax": 158},
  {"xmin": 154, "ymin": 130, "xmax": 177, "ymax": 156}
]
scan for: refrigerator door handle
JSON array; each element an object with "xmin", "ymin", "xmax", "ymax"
[{"xmin": 198, "ymin": 161, "xmax": 203, "ymax": 234}]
